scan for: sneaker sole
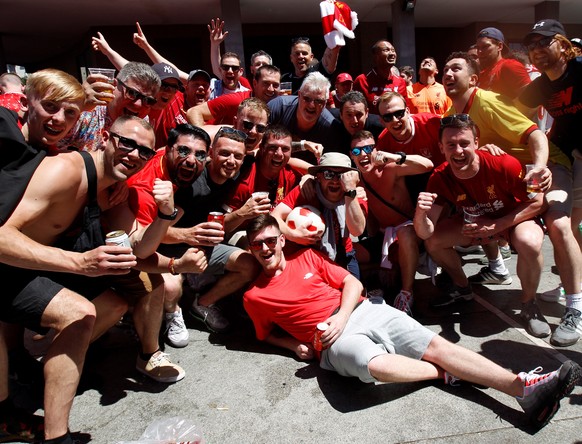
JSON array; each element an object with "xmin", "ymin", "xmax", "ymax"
[
  {"xmin": 136, "ymin": 365, "xmax": 186, "ymax": 383},
  {"xmin": 470, "ymin": 276, "xmax": 513, "ymax": 285},
  {"xmin": 550, "ymin": 330, "xmax": 581, "ymax": 347},
  {"xmin": 529, "ymin": 360, "xmax": 582, "ymax": 429},
  {"xmin": 166, "ymin": 336, "xmax": 190, "ymax": 348},
  {"xmin": 538, "ymin": 294, "xmax": 565, "ymax": 303}
]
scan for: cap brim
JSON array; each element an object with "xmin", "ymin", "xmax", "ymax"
[{"xmin": 307, "ymin": 166, "xmax": 356, "ymax": 175}]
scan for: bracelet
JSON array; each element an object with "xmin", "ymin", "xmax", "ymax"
[
  {"xmin": 300, "ymin": 140, "xmax": 306, "ymax": 151},
  {"xmin": 395, "ymin": 151, "xmax": 406, "ymax": 165},
  {"xmin": 168, "ymin": 257, "xmax": 178, "ymax": 275}
]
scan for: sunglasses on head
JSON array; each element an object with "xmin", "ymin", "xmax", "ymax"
[
  {"xmin": 109, "ymin": 132, "xmax": 156, "ymax": 161},
  {"xmin": 381, "ymin": 108, "xmax": 406, "ymax": 122},
  {"xmin": 117, "ymin": 79, "xmax": 157, "ymax": 106},
  {"xmin": 525, "ymin": 36, "xmax": 555, "ymax": 51},
  {"xmin": 176, "ymin": 145, "xmax": 207, "ymax": 162},
  {"xmin": 320, "ymin": 169, "xmax": 343, "ymax": 180},
  {"xmin": 350, "ymin": 144, "xmax": 374, "ymax": 157},
  {"xmin": 248, "ymin": 236, "xmax": 279, "ymax": 251},
  {"xmin": 216, "ymin": 126, "xmax": 248, "ymax": 141},
  {"xmin": 440, "ymin": 113, "xmax": 472, "ymax": 127},
  {"xmin": 241, "ymin": 120, "xmax": 267, "ymax": 133},
  {"xmin": 220, "ymin": 64, "xmax": 241, "ymax": 72},
  {"xmin": 301, "ymin": 95, "xmax": 326, "ymax": 107}
]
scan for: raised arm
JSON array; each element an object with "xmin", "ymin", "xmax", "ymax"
[
  {"xmin": 186, "ymin": 102, "xmax": 214, "ymax": 127},
  {"xmin": 91, "ymin": 32, "xmax": 129, "ymax": 71},
  {"xmin": 373, "ymin": 150, "xmax": 434, "ymax": 176},
  {"xmin": 321, "ymin": 46, "xmax": 341, "ymax": 75},
  {"xmin": 133, "ymin": 22, "xmax": 189, "ymax": 84},
  {"xmin": 413, "ymin": 191, "xmax": 444, "ymax": 240},
  {"xmin": 208, "ymin": 18, "xmax": 228, "ymax": 78}
]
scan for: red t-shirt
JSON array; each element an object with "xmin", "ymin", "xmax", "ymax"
[
  {"xmin": 207, "ymin": 90, "xmax": 252, "ymax": 126},
  {"xmin": 479, "ymin": 58, "xmax": 531, "ymax": 100},
  {"xmin": 281, "ymin": 185, "xmax": 368, "ymax": 254},
  {"xmin": 243, "ymin": 248, "xmax": 351, "ymax": 342},
  {"xmin": 154, "ymin": 92, "xmax": 189, "ymax": 148},
  {"xmin": 226, "ymin": 157, "xmax": 301, "ymax": 211},
  {"xmin": 427, "ymin": 150, "xmax": 528, "ymax": 217},
  {"xmin": 377, "ymin": 113, "xmax": 445, "ymax": 167},
  {"xmin": 353, "ymin": 69, "xmax": 409, "ymax": 115},
  {"xmin": 127, "ymin": 149, "xmax": 174, "ymax": 225}
]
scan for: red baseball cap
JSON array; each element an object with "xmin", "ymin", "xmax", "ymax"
[{"xmin": 336, "ymin": 73, "xmax": 353, "ymax": 84}]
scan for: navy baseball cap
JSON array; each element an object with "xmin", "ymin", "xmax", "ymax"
[{"xmin": 477, "ymin": 27, "xmax": 505, "ymax": 43}]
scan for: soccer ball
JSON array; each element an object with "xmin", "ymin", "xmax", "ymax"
[{"xmin": 286, "ymin": 205, "xmax": 326, "ymax": 233}]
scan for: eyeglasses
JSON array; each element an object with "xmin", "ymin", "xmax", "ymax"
[
  {"xmin": 381, "ymin": 109, "xmax": 406, "ymax": 122},
  {"xmin": 176, "ymin": 145, "xmax": 207, "ymax": 162},
  {"xmin": 220, "ymin": 64, "xmax": 241, "ymax": 72},
  {"xmin": 320, "ymin": 169, "xmax": 343, "ymax": 180},
  {"xmin": 441, "ymin": 113, "xmax": 472, "ymax": 127},
  {"xmin": 117, "ymin": 79, "xmax": 157, "ymax": 106},
  {"xmin": 301, "ymin": 95, "xmax": 326, "ymax": 107},
  {"xmin": 248, "ymin": 236, "xmax": 279, "ymax": 251},
  {"xmin": 109, "ymin": 132, "xmax": 156, "ymax": 161},
  {"xmin": 292, "ymin": 37, "xmax": 310, "ymax": 44},
  {"xmin": 161, "ymin": 81, "xmax": 183, "ymax": 92},
  {"xmin": 241, "ymin": 120, "xmax": 267, "ymax": 133},
  {"xmin": 350, "ymin": 144, "xmax": 374, "ymax": 156},
  {"xmin": 525, "ymin": 36, "xmax": 556, "ymax": 51},
  {"xmin": 216, "ymin": 126, "xmax": 248, "ymax": 141}
]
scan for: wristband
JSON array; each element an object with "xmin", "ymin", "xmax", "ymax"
[
  {"xmin": 158, "ymin": 208, "xmax": 178, "ymax": 220},
  {"xmin": 300, "ymin": 140, "xmax": 306, "ymax": 151},
  {"xmin": 395, "ymin": 151, "xmax": 406, "ymax": 165},
  {"xmin": 168, "ymin": 257, "xmax": 178, "ymax": 275}
]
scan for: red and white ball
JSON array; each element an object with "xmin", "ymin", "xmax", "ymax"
[{"xmin": 286, "ymin": 205, "xmax": 326, "ymax": 233}]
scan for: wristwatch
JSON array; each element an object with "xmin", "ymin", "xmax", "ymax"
[
  {"xmin": 158, "ymin": 208, "xmax": 178, "ymax": 220},
  {"xmin": 395, "ymin": 151, "xmax": 407, "ymax": 165},
  {"xmin": 344, "ymin": 189, "xmax": 357, "ymax": 199}
]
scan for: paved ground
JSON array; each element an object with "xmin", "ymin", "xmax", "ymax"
[{"xmin": 11, "ymin": 236, "xmax": 582, "ymax": 443}]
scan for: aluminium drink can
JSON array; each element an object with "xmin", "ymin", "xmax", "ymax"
[
  {"xmin": 105, "ymin": 230, "xmax": 131, "ymax": 248},
  {"xmin": 207, "ymin": 212, "xmax": 225, "ymax": 228},
  {"xmin": 313, "ymin": 322, "xmax": 329, "ymax": 351}
]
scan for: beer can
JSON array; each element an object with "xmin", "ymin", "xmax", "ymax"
[
  {"xmin": 105, "ymin": 230, "xmax": 131, "ymax": 248},
  {"xmin": 313, "ymin": 322, "xmax": 329, "ymax": 352},
  {"xmin": 207, "ymin": 212, "xmax": 225, "ymax": 228}
]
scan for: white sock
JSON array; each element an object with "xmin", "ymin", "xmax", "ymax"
[
  {"xmin": 566, "ymin": 293, "xmax": 582, "ymax": 312},
  {"xmin": 489, "ymin": 255, "xmax": 507, "ymax": 274}
]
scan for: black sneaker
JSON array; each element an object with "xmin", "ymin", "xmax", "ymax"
[
  {"xmin": 431, "ymin": 284, "xmax": 474, "ymax": 307},
  {"xmin": 189, "ymin": 297, "xmax": 230, "ymax": 333},
  {"xmin": 516, "ymin": 360, "xmax": 582, "ymax": 429}
]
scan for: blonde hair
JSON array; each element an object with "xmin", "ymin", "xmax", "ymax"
[
  {"xmin": 554, "ymin": 34, "xmax": 577, "ymax": 62},
  {"xmin": 25, "ymin": 68, "xmax": 85, "ymax": 104}
]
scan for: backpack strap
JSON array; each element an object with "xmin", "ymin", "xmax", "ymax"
[
  {"xmin": 360, "ymin": 175, "xmax": 413, "ymax": 220},
  {"xmin": 79, "ymin": 151, "xmax": 98, "ymax": 204}
]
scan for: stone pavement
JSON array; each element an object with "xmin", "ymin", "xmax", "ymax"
[{"xmin": 11, "ymin": 236, "xmax": 582, "ymax": 443}]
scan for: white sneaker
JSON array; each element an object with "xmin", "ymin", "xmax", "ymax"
[
  {"xmin": 539, "ymin": 282, "xmax": 582, "ymax": 303},
  {"xmin": 393, "ymin": 290, "xmax": 413, "ymax": 316},
  {"xmin": 165, "ymin": 308, "xmax": 189, "ymax": 348}
]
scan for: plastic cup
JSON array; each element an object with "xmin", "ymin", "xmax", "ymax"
[
  {"xmin": 88, "ymin": 67, "xmax": 116, "ymax": 84},
  {"xmin": 525, "ymin": 164, "xmax": 541, "ymax": 193},
  {"xmin": 463, "ymin": 208, "xmax": 480, "ymax": 224},
  {"xmin": 280, "ymin": 82, "xmax": 292, "ymax": 95},
  {"xmin": 252, "ymin": 191, "xmax": 269, "ymax": 200}
]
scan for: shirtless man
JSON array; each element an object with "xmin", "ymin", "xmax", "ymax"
[
  {"xmin": 0, "ymin": 115, "xmax": 180, "ymax": 443},
  {"xmin": 350, "ymin": 130, "xmax": 433, "ymax": 315}
]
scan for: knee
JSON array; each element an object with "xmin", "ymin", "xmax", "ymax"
[
  {"xmin": 55, "ymin": 293, "xmax": 96, "ymax": 334},
  {"xmin": 233, "ymin": 252, "xmax": 261, "ymax": 282},
  {"xmin": 546, "ymin": 213, "xmax": 572, "ymax": 241},
  {"xmin": 163, "ymin": 275, "xmax": 183, "ymax": 302}
]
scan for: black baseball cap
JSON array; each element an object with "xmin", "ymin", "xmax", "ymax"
[{"xmin": 524, "ymin": 19, "xmax": 566, "ymax": 43}]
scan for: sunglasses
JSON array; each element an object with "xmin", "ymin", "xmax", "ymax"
[
  {"xmin": 117, "ymin": 79, "xmax": 157, "ymax": 106},
  {"xmin": 241, "ymin": 120, "xmax": 267, "ymax": 133},
  {"xmin": 525, "ymin": 36, "xmax": 555, "ymax": 51},
  {"xmin": 320, "ymin": 169, "xmax": 343, "ymax": 180},
  {"xmin": 110, "ymin": 132, "xmax": 156, "ymax": 161},
  {"xmin": 161, "ymin": 81, "xmax": 183, "ymax": 92},
  {"xmin": 248, "ymin": 236, "xmax": 279, "ymax": 251},
  {"xmin": 176, "ymin": 145, "xmax": 207, "ymax": 162},
  {"xmin": 302, "ymin": 95, "xmax": 326, "ymax": 107},
  {"xmin": 220, "ymin": 64, "xmax": 241, "ymax": 72},
  {"xmin": 441, "ymin": 113, "xmax": 472, "ymax": 127},
  {"xmin": 216, "ymin": 126, "xmax": 248, "ymax": 141},
  {"xmin": 381, "ymin": 109, "xmax": 406, "ymax": 122},
  {"xmin": 350, "ymin": 144, "xmax": 374, "ymax": 157}
]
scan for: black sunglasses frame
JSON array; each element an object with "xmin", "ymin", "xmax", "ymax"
[
  {"xmin": 110, "ymin": 132, "xmax": 156, "ymax": 161},
  {"xmin": 381, "ymin": 109, "xmax": 407, "ymax": 122},
  {"xmin": 117, "ymin": 79, "xmax": 157, "ymax": 106}
]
